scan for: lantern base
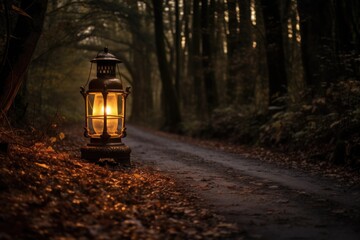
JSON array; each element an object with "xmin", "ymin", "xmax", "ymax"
[{"xmin": 80, "ymin": 144, "xmax": 131, "ymax": 165}]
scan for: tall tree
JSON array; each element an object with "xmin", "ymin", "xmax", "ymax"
[
  {"xmin": 297, "ymin": 0, "xmax": 337, "ymax": 87},
  {"xmin": 226, "ymin": 0, "xmax": 253, "ymax": 105},
  {"xmin": 226, "ymin": 0, "xmax": 239, "ymax": 104},
  {"xmin": 127, "ymin": 1, "xmax": 154, "ymax": 124},
  {"xmin": 213, "ymin": 0, "xmax": 228, "ymax": 106},
  {"xmin": 201, "ymin": 0, "xmax": 218, "ymax": 114},
  {"xmin": 260, "ymin": 0, "xmax": 288, "ymax": 105},
  {"xmin": 190, "ymin": 0, "xmax": 204, "ymax": 114},
  {"xmin": 0, "ymin": 0, "xmax": 48, "ymax": 113},
  {"xmin": 281, "ymin": 0, "xmax": 304, "ymax": 100},
  {"xmin": 181, "ymin": 0, "xmax": 192, "ymax": 109},
  {"xmin": 238, "ymin": 0, "xmax": 253, "ymax": 104},
  {"xmin": 253, "ymin": 0, "xmax": 270, "ymax": 112},
  {"xmin": 174, "ymin": 0, "xmax": 181, "ymax": 98},
  {"xmin": 152, "ymin": 0, "xmax": 182, "ymax": 132},
  {"xmin": 334, "ymin": 0, "xmax": 360, "ymax": 80}
]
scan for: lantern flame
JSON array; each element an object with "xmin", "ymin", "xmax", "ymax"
[{"xmin": 92, "ymin": 93, "xmax": 118, "ymax": 135}]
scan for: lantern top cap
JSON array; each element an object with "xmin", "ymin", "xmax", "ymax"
[{"xmin": 91, "ymin": 47, "xmax": 122, "ymax": 63}]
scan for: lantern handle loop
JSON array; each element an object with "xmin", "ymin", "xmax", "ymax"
[{"xmin": 83, "ymin": 62, "xmax": 93, "ymax": 88}]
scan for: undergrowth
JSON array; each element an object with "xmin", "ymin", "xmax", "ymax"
[{"xmin": 183, "ymin": 80, "xmax": 360, "ymax": 167}]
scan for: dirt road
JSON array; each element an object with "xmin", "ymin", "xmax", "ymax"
[{"xmin": 125, "ymin": 125, "xmax": 360, "ymax": 240}]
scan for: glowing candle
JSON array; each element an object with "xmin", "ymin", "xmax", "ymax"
[{"xmin": 92, "ymin": 93, "xmax": 118, "ymax": 135}]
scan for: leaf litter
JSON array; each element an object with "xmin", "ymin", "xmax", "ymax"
[{"xmin": 0, "ymin": 127, "xmax": 244, "ymax": 239}]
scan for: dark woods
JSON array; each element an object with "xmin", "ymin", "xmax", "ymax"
[
  {"xmin": 0, "ymin": 0, "xmax": 48, "ymax": 112},
  {"xmin": 0, "ymin": 0, "xmax": 359, "ymax": 166}
]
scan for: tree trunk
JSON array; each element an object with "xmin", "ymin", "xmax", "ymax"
[
  {"xmin": 201, "ymin": 0, "xmax": 218, "ymax": 115},
  {"xmin": 181, "ymin": 0, "xmax": 192, "ymax": 109},
  {"xmin": 190, "ymin": 0, "xmax": 204, "ymax": 115},
  {"xmin": 284, "ymin": 0, "xmax": 305, "ymax": 99},
  {"xmin": 214, "ymin": 0, "xmax": 228, "ymax": 106},
  {"xmin": 260, "ymin": 0, "xmax": 288, "ymax": 105},
  {"xmin": 131, "ymin": 45, "xmax": 154, "ymax": 125},
  {"xmin": 0, "ymin": 0, "xmax": 48, "ymax": 113},
  {"xmin": 152, "ymin": 0, "xmax": 182, "ymax": 132},
  {"xmin": 254, "ymin": 0, "xmax": 270, "ymax": 112},
  {"xmin": 128, "ymin": 2, "xmax": 154, "ymax": 125},
  {"xmin": 334, "ymin": 0, "xmax": 360, "ymax": 79},
  {"xmin": 297, "ymin": 0, "xmax": 337, "ymax": 87},
  {"xmin": 226, "ymin": 0, "xmax": 239, "ymax": 104},
  {"xmin": 238, "ymin": 0, "xmax": 253, "ymax": 104},
  {"xmin": 174, "ymin": 0, "xmax": 181, "ymax": 98}
]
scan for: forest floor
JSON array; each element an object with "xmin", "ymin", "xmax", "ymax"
[
  {"xmin": 0, "ymin": 126, "xmax": 241, "ymax": 239},
  {"xmin": 1, "ymin": 124, "xmax": 360, "ymax": 239}
]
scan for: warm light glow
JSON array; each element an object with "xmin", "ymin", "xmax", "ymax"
[
  {"xmin": 296, "ymin": 13, "xmax": 301, "ymax": 43},
  {"xmin": 252, "ymin": 41, "xmax": 257, "ymax": 48},
  {"xmin": 93, "ymin": 93, "xmax": 118, "ymax": 135},
  {"xmin": 137, "ymin": 1, "xmax": 146, "ymax": 11},
  {"xmin": 288, "ymin": 18, "xmax": 293, "ymax": 39},
  {"xmin": 236, "ymin": 4, "xmax": 240, "ymax": 27},
  {"xmin": 250, "ymin": 0, "xmax": 256, "ymax": 26},
  {"xmin": 224, "ymin": 0, "xmax": 229, "ymax": 35}
]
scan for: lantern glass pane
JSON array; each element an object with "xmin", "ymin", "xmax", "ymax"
[
  {"xmin": 86, "ymin": 92, "xmax": 123, "ymax": 137},
  {"xmin": 115, "ymin": 93, "xmax": 124, "ymax": 134}
]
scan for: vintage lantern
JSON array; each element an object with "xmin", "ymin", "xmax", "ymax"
[{"xmin": 80, "ymin": 47, "xmax": 131, "ymax": 164}]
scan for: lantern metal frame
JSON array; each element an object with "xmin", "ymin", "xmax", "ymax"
[{"xmin": 80, "ymin": 48, "xmax": 131, "ymax": 165}]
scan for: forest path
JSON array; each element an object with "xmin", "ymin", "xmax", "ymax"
[{"xmin": 125, "ymin": 125, "xmax": 360, "ymax": 240}]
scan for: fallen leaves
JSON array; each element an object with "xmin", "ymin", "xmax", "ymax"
[
  {"xmin": 34, "ymin": 162, "xmax": 50, "ymax": 169},
  {"xmin": 59, "ymin": 132, "xmax": 66, "ymax": 140},
  {"xmin": 0, "ymin": 129, "xmax": 242, "ymax": 239}
]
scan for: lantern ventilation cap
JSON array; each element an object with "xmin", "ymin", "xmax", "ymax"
[{"xmin": 91, "ymin": 47, "xmax": 122, "ymax": 63}]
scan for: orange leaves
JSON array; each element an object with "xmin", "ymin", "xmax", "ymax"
[
  {"xmin": 59, "ymin": 132, "xmax": 65, "ymax": 140},
  {"xmin": 34, "ymin": 162, "xmax": 50, "ymax": 169},
  {"xmin": 46, "ymin": 146, "xmax": 55, "ymax": 153},
  {"xmin": 29, "ymin": 141, "xmax": 69, "ymax": 161},
  {"xmin": 48, "ymin": 132, "xmax": 66, "ymax": 144},
  {"xmin": 0, "ymin": 126, "xmax": 243, "ymax": 239}
]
